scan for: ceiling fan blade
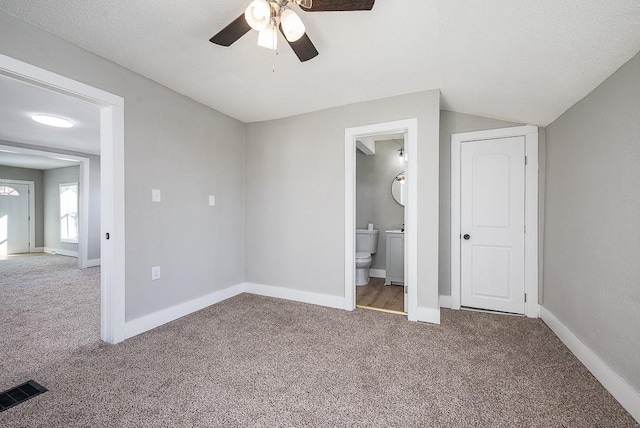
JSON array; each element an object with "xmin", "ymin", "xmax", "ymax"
[
  {"xmin": 210, "ymin": 14, "xmax": 251, "ymax": 47},
  {"xmin": 301, "ymin": 0, "xmax": 375, "ymax": 12},
  {"xmin": 279, "ymin": 26, "xmax": 319, "ymax": 62}
]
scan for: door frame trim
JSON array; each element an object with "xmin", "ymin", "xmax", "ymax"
[
  {"xmin": 344, "ymin": 118, "xmax": 418, "ymax": 320},
  {"xmin": 451, "ymin": 125, "xmax": 539, "ymax": 318},
  {"xmin": 0, "ymin": 179, "xmax": 35, "ymax": 254},
  {"xmin": 0, "ymin": 53, "xmax": 126, "ymax": 343}
]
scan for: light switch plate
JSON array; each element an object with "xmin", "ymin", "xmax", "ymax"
[
  {"xmin": 152, "ymin": 189, "xmax": 161, "ymax": 203},
  {"xmin": 209, "ymin": 195, "xmax": 216, "ymax": 206},
  {"xmin": 152, "ymin": 266, "xmax": 161, "ymax": 280}
]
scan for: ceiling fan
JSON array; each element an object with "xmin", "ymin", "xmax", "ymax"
[{"xmin": 210, "ymin": 0, "xmax": 375, "ymax": 62}]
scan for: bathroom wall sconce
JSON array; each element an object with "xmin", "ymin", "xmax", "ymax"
[{"xmin": 399, "ymin": 147, "xmax": 407, "ymax": 162}]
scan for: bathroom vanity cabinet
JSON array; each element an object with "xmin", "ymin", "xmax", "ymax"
[{"xmin": 385, "ymin": 231, "xmax": 404, "ymax": 285}]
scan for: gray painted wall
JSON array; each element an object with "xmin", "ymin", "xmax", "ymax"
[
  {"xmin": 356, "ymin": 140, "xmax": 404, "ymax": 270},
  {"xmin": 43, "ymin": 166, "xmax": 79, "ymax": 253},
  {"xmin": 544, "ymin": 51, "xmax": 640, "ymax": 391},
  {"xmin": 0, "ymin": 165, "xmax": 44, "ymax": 248},
  {"xmin": 438, "ymin": 111, "xmax": 523, "ymax": 296},
  {"xmin": 0, "ymin": 12, "xmax": 245, "ymax": 322},
  {"xmin": 245, "ymin": 90, "xmax": 440, "ymax": 310}
]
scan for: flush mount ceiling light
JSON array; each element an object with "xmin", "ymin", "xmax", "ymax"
[
  {"xmin": 210, "ymin": 0, "xmax": 375, "ymax": 62},
  {"xmin": 32, "ymin": 114, "xmax": 73, "ymax": 128}
]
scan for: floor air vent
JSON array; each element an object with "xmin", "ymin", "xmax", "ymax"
[{"xmin": 0, "ymin": 380, "xmax": 47, "ymax": 412}]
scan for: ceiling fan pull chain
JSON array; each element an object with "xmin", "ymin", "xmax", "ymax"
[
  {"xmin": 272, "ymin": 29, "xmax": 279, "ymax": 73},
  {"xmin": 273, "ymin": 49, "xmax": 279, "ymax": 73}
]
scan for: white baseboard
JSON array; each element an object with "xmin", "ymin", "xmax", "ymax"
[
  {"xmin": 84, "ymin": 258, "xmax": 101, "ymax": 267},
  {"xmin": 439, "ymin": 295, "xmax": 451, "ymax": 309},
  {"xmin": 369, "ymin": 269, "xmax": 386, "ymax": 279},
  {"xmin": 123, "ymin": 282, "xmax": 345, "ymax": 341},
  {"xmin": 540, "ymin": 306, "xmax": 640, "ymax": 423},
  {"xmin": 124, "ymin": 284, "xmax": 244, "ymax": 339},
  {"xmin": 32, "ymin": 247, "xmax": 44, "ymax": 253},
  {"xmin": 243, "ymin": 282, "xmax": 346, "ymax": 310},
  {"xmin": 415, "ymin": 306, "xmax": 441, "ymax": 324},
  {"xmin": 43, "ymin": 247, "xmax": 78, "ymax": 258},
  {"xmin": 121, "ymin": 281, "xmax": 437, "ymax": 346}
]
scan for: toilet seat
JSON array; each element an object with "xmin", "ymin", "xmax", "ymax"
[{"xmin": 355, "ymin": 252, "xmax": 370, "ymax": 259}]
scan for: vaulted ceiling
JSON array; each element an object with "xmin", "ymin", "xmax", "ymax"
[{"xmin": 1, "ymin": 0, "xmax": 639, "ymax": 125}]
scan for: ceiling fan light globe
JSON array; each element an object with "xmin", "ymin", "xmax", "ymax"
[
  {"xmin": 281, "ymin": 9, "xmax": 305, "ymax": 42},
  {"xmin": 245, "ymin": 0, "xmax": 271, "ymax": 31},
  {"xmin": 257, "ymin": 23, "xmax": 278, "ymax": 50}
]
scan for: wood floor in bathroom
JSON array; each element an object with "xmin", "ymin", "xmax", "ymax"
[{"xmin": 356, "ymin": 278, "xmax": 404, "ymax": 313}]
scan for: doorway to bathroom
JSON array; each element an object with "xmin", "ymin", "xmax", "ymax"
[
  {"xmin": 344, "ymin": 119, "xmax": 418, "ymax": 320},
  {"xmin": 354, "ymin": 135, "xmax": 406, "ymax": 314}
]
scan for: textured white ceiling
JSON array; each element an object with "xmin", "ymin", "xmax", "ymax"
[
  {"xmin": 1, "ymin": 0, "xmax": 639, "ymax": 125},
  {"xmin": 0, "ymin": 75, "xmax": 101, "ymax": 154}
]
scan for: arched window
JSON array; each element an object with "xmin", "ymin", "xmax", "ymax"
[{"xmin": 0, "ymin": 185, "xmax": 19, "ymax": 196}]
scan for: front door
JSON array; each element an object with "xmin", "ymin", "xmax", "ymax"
[
  {"xmin": 0, "ymin": 182, "xmax": 30, "ymax": 255},
  {"xmin": 460, "ymin": 136, "xmax": 525, "ymax": 314}
]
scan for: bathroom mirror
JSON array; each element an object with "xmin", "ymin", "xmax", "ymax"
[{"xmin": 391, "ymin": 172, "xmax": 406, "ymax": 206}]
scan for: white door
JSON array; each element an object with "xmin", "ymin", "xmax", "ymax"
[
  {"xmin": 460, "ymin": 136, "xmax": 525, "ymax": 314},
  {"xmin": 0, "ymin": 183, "xmax": 30, "ymax": 255}
]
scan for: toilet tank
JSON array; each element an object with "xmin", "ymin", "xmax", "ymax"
[{"xmin": 356, "ymin": 229, "xmax": 379, "ymax": 254}]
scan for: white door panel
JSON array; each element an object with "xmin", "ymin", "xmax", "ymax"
[
  {"xmin": 461, "ymin": 136, "xmax": 525, "ymax": 314},
  {"xmin": 0, "ymin": 182, "xmax": 30, "ymax": 255}
]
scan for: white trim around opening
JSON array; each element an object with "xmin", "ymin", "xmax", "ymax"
[
  {"xmin": 450, "ymin": 125, "xmax": 539, "ymax": 318},
  {"xmin": 345, "ymin": 118, "xmax": 419, "ymax": 321},
  {"xmin": 0, "ymin": 53, "xmax": 126, "ymax": 344}
]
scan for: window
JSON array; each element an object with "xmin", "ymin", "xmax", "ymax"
[
  {"xmin": 60, "ymin": 183, "xmax": 78, "ymax": 243},
  {"xmin": 0, "ymin": 185, "xmax": 20, "ymax": 196}
]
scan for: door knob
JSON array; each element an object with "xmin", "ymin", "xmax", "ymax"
[{"xmin": 463, "ymin": 234, "xmax": 471, "ymax": 240}]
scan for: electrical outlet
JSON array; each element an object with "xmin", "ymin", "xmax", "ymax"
[
  {"xmin": 151, "ymin": 266, "xmax": 161, "ymax": 281},
  {"xmin": 209, "ymin": 195, "xmax": 216, "ymax": 206},
  {"xmin": 152, "ymin": 189, "xmax": 161, "ymax": 203}
]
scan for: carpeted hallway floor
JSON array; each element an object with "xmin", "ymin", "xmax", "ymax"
[{"xmin": 0, "ymin": 255, "xmax": 637, "ymax": 427}]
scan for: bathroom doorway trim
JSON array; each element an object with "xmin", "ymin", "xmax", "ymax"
[
  {"xmin": 0, "ymin": 53, "xmax": 126, "ymax": 344},
  {"xmin": 344, "ymin": 118, "xmax": 418, "ymax": 321}
]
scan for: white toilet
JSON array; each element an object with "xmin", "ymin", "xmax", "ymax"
[{"xmin": 355, "ymin": 229, "xmax": 379, "ymax": 286}]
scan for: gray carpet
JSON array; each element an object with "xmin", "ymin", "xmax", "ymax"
[
  {"xmin": 0, "ymin": 254, "xmax": 100, "ymax": 387},
  {"xmin": 0, "ymin": 256, "xmax": 637, "ymax": 427}
]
